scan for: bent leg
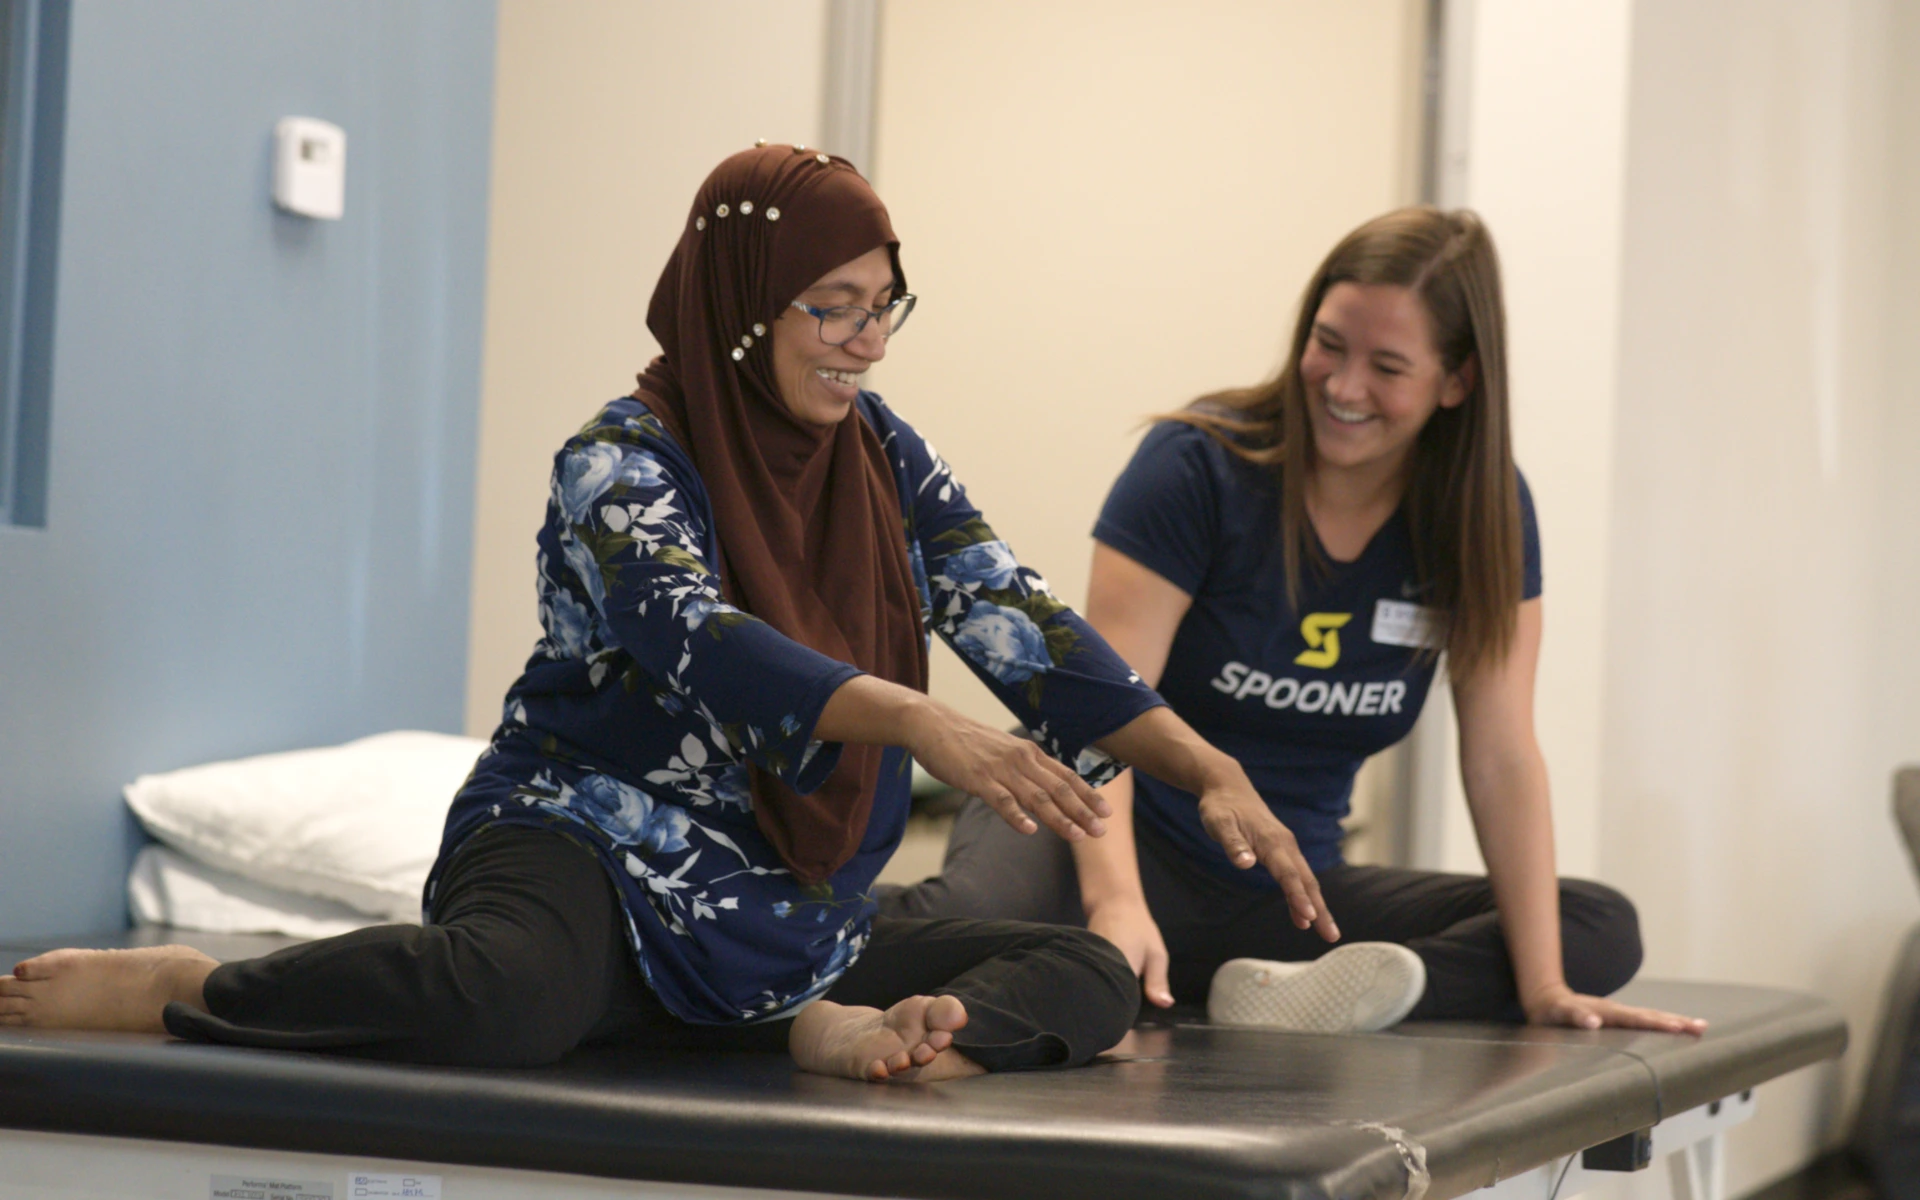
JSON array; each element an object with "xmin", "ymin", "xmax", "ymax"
[
  {"xmin": 878, "ymin": 796, "xmax": 1084, "ymax": 925},
  {"xmin": 165, "ymin": 825, "xmax": 651, "ymax": 1066},
  {"xmin": 1135, "ymin": 811, "xmax": 1644, "ymax": 1022},
  {"xmin": 1306, "ymin": 867, "xmax": 1644, "ymax": 1021},
  {"xmin": 821, "ymin": 916, "xmax": 1139, "ymax": 1072}
]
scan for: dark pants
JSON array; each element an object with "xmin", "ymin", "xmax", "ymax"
[
  {"xmin": 166, "ymin": 825, "xmax": 1138, "ymax": 1071},
  {"xmin": 882, "ymin": 797, "xmax": 1643, "ymax": 1021}
]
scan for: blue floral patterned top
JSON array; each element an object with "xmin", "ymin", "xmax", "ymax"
[{"xmin": 430, "ymin": 394, "xmax": 1163, "ymax": 1025}]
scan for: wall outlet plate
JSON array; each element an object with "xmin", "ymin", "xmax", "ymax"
[{"xmin": 273, "ymin": 117, "xmax": 346, "ymax": 220}]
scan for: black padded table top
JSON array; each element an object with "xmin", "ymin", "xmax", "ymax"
[{"xmin": 0, "ymin": 933, "xmax": 1846, "ymax": 1200}]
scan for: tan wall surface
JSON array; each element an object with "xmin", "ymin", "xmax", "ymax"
[
  {"xmin": 465, "ymin": 0, "xmax": 829, "ymax": 735},
  {"xmin": 1410, "ymin": 5, "xmax": 1920, "ymax": 1191},
  {"xmin": 869, "ymin": 0, "xmax": 1425, "ymax": 725},
  {"xmin": 1411, "ymin": 0, "xmax": 1637, "ymax": 884},
  {"xmin": 1591, "ymin": 0, "xmax": 1920, "ymax": 1194}
]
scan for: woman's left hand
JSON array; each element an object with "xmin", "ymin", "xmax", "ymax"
[{"xmin": 1524, "ymin": 983, "xmax": 1708, "ymax": 1034}]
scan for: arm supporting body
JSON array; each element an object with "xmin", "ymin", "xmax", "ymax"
[
  {"xmin": 1073, "ymin": 544, "xmax": 1340, "ymax": 1005},
  {"xmin": 1452, "ymin": 599, "xmax": 1703, "ymax": 1033}
]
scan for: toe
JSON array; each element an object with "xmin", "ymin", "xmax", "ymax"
[
  {"xmin": 926, "ymin": 994, "xmax": 968, "ymax": 1033},
  {"xmin": 881, "ymin": 996, "xmax": 932, "ymax": 1041},
  {"xmin": 12, "ymin": 952, "xmax": 61, "ymax": 981}
]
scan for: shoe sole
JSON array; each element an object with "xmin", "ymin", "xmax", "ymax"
[{"xmin": 1207, "ymin": 943, "xmax": 1427, "ymax": 1033}]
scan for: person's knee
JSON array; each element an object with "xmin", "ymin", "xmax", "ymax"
[
  {"xmin": 1560, "ymin": 879, "xmax": 1643, "ymax": 997},
  {"xmin": 1049, "ymin": 925, "xmax": 1141, "ymax": 1044},
  {"xmin": 411, "ymin": 930, "xmax": 590, "ymax": 1067},
  {"xmin": 885, "ymin": 799, "xmax": 1083, "ymax": 925}
]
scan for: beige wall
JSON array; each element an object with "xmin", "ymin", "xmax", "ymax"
[
  {"xmin": 1412, "ymin": 0, "xmax": 1637, "ymax": 883},
  {"xmin": 869, "ymin": 0, "xmax": 1426, "ymax": 727},
  {"xmin": 464, "ymin": 0, "xmax": 829, "ymax": 736},
  {"xmin": 1411, "ymin": 2, "xmax": 1920, "ymax": 1196},
  {"xmin": 470, "ymin": 0, "xmax": 1425, "ymax": 738},
  {"xmin": 1593, "ymin": 0, "xmax": 1920, "ymax": 1194}
]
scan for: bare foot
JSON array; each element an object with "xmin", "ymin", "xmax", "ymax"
[
  {"xmin": 789, "ymin": 994, "xmax": 985, "ymax": 1083},
  {"xmin": 0, "ymin": 946, "xmax": 218, "ymax": 1033}
]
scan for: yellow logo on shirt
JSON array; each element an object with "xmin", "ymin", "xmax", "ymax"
[{"xmin": 1293, "ymin": 612, "xmax": 1352, "ymax": 669}]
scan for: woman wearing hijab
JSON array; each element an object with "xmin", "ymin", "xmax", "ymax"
[{"xmin": 0, "ymin": 145, "xmax": 1337, "ymax": 1082}]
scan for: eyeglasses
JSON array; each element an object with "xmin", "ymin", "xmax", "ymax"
[{"xmin": 788, "ymin": 294, "xmax": 916, "ymax": 346}]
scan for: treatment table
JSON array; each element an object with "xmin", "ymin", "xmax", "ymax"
[{"xmin": 0, "ymin": 931, "xmax": 1846, "ymax": 1200}]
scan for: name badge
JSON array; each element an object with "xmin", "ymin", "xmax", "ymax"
[{"xmin": 1371, "ymin": 599, "xmax": 1440, "ymax": 649}]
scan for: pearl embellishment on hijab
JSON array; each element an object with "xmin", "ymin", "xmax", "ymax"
[
  {"xmin": 730, "ymin": 347, "xmax": 745, "ymax": 361},
  {"xmin": 716, "ymin": 204, "xmax": 730, "ymax": 218},
  {"xmin": 766, "ymin": 208, "xmax": 780, "ymax": 222},
  {"xmin": 740, "ymin": 200, "xmax": 754, "ymax": 215},
  {"xmin": 695, "ymin": 216, "xmax": 706, "ymax": 231}
]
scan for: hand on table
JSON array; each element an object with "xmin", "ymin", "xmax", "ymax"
[
  {"xmin": 1524, "ymin": 983, "xmax": 1708, "ymax": 1034},
  {"xmin": 1197, "ymin": 779, "xmax": 1340, "ymax": 943},
  {"xmin": 904, "ymin": 707, "xmax": 1109, "ymax": 843},
  {"xmin": 1086, "ymin": 895, "xmax": 1174, "ymax": 1008}
]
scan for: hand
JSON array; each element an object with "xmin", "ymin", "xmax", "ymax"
[
  {"xmin": 1524, "ymin": 982, "xmax": 1708, "ymax": 1034},
  {"xmin": 903, "ymin": 703, "xmax": 1109, "ymax": 842},
  {"xmin": 1196, "ymin": 776, "xmax": 1339, "ymax": 943},
  {"xmin": 1086, "ymin": 895, "xmax": 1173, "ymax": 1008}
]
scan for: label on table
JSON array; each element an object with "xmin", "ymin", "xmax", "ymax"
[
  {"xmin": 348, "ymin": 1175, "xmax": 442, "ymax": 1199},
  {"xmin": 209, "ymin": 1178, "xmax": 333, "ymax": 1200}
]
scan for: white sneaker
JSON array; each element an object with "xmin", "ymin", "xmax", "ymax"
[{"xmin": 1206, "ymin": 943, "xmax": 1427, "ymax": 1033}]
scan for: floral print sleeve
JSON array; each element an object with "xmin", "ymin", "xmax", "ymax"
[
  {"xmin": 538, "ymin": 406, "xmax": 861, "ymax": 792},
  {"xmin": 865, "ymin": 397, "xmax": 1166, "ymax": 782},
  {"xmin": 432, "ymin": 400, "xmax": 882, "ymax": 1028}
]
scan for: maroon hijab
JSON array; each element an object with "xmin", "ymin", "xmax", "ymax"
[{"xmin": 632, "ymin": 144, "xmax": 928, "ymax": 886}]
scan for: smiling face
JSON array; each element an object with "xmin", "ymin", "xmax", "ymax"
[
  {"xmin": 768, "ymin": 245, "xmax": 897, "ymax": 426},
  {"xmin": 1296, "ymin": 281, "xmax": 1471, "ymax": 478}
]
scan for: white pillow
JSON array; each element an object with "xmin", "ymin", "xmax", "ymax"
[
  {"xmin": 129, "ymin": 843, "xmax": 390, "ymax": 939},
  {"xmin": 123, "ymin": 730, "xmax": 488, "ymax": 922}
]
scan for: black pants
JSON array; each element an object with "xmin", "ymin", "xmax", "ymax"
[
  {"xmin": 166, "ymin": 825, "xmax": 1138, "ymax": 1071},
  {"xmin": 881, "ymin": 797, "xmax": 1643, "ymax": 1021}
]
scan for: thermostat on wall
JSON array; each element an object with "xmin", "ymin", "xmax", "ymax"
[{"xmin": 273, "ymin": 117, "xmax": 346, "ymax": 220}]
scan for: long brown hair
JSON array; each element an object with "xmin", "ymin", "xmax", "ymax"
[{"xmin": 1165, "ymin": 207, "xmax": 1519, "ymax": 679}]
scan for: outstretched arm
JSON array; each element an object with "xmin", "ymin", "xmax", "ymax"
[
  {"xmin": 1070, "ymin": 544, "xmax": 1182, "ymax": 1004},
  {"xmin": 1454, "ymin": 598, "xmax": 1703, "ymax": 1033}
]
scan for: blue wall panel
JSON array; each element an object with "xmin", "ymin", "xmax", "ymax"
[{"xmin": 0, "ymin": 0, "xmax": 496, "ymax": 935}]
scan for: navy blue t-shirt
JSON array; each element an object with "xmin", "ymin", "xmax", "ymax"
[{"xmin": 1093, "ymin": 420, "xmax": 1542, "ymax": 884}]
